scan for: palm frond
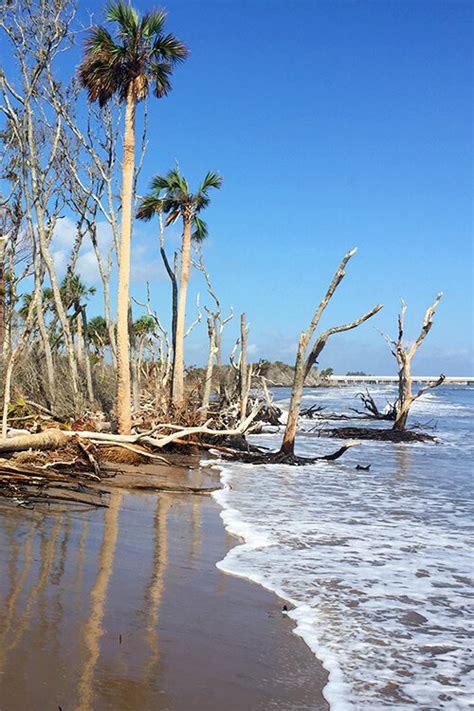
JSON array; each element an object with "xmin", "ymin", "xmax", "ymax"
[
  {"xmin": 78, "ymin": 54, "xmax": 124, "ymax": 106},
  {"xmin": 192, "ymin": 215, "xmax": 208, "ymax": 242},
  {"xmin": 150, "ymin": 174, "xmax": 170, "ymax": 193},
  {"xmin": 164, "ymin": 209, "xmax": 182, "ymax": 226},
  {"xmin": 149, "ymin": 61, "xmax": 172, "ymax": 98},
  {"xmin": 199, "ymin": 170, "xmax": 223, "ymax": 193},
  {"xmin": 136, "ymin": 194, "xmax": 163, "ymax": 221},
  {"xmin": 164, "ymin": 167, "xmax": 189, "ymax": 195},
  {"xmin": 152, "ymin": 33, "xmax": 189, "ymax": 63},
  {"xmin": 195, "ymin": 191, "xmax": 210, "ymax": 212},
  {"xmin": 106, "ymin": 1, "xmax": 139, "ymax": 36},
  {"xmin": 141, "ymin": 9, "xmax": 167, "ymax": 37},
  {"xmin": 84, "ymin": 26, "xmax": 122, "ymax": 57}
]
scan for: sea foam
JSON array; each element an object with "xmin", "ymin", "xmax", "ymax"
[{"xmin": 211, "ymin": 386, "xmax": 474, "ymax": 709}]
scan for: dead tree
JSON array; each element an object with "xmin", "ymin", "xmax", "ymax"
[
  {"xmin": 201, "ymin": 317, "xmax": 218, "ymax": 420},
  {"xmin": 193, "ymin": 248, "xmax": 233, "ymax": 399},
  {"xmin": 350, "ymin": 389, "xmax": 396, "ymax": 420},
  {"xmin": 0, "ymin": 1, "xmax": 80, "ymax": 399},
  {"xmin": 387, "ymin": 294, "xmax": 445, "ymax": 431},
  {"xmin": 280, "ymin": 249, "xmax": 382, "ymax": 457},
  {"xmin": 239, "ymin": 313, "xmax": 252, "ymax": 420}
]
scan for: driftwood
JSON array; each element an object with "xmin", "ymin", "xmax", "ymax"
[
  {"xmin": 317, "ymin": 427, "xmax": 435, "ymax": 443},
  {"xmin": 350, "ymin": 389, "xmax": 396, "ymax": 421},
  {"xmin": 0, "ymin": 428, "xmax": 69, "ymax": 452},
  {"xmin": 230, "ymin": 439, "xmax": 362, "ymax": 466},
  {"xmin": 0, "ymin": 404, "xmax": 263, "ymax": 455}
]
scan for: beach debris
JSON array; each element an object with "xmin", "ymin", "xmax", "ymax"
[
  {"xmin": 350, "ymin": 389, "xmax": 397, "ymax": 421},
  {"xmin": 227, "ymin": 439, "xmax": 363, "ymax": 466},
  {"xmin": 317, "ymin": 427, "xmax": 435, "ymax": 443}
]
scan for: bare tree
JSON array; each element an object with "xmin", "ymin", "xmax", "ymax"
[
  {"xmin": 386, "ymin": 294, "xmax": 445, "ymax": 431},
  {"xmin": 280, "ymin": 249, "xmax": 383, "ymax": 457},
  {"xmin": 192, "ymin": 249, "xmax": 233, "ymax": 419},
  {"xmin": 239, "ymin": 313, "xmax": 252, "ymax": 420},
  {"xmin": 0, "ymin": 0, "xmax": 80, "ymax": 402},
  {"xmin": 201, "ymin": 316, "xmax": 218, "ymax": 420}
]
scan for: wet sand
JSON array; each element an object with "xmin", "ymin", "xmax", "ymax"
[{"xmin": 0, "ymin": 484, "xmax": 328, "ymax": 710}]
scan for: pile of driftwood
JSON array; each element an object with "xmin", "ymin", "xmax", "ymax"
[
  {"xmin": 0, "ymin": 397, "xmax": 367, "ymax": 507},
  {"xmin": 0, "ymin": 405, "xmax": 266, "ymax": 508}
]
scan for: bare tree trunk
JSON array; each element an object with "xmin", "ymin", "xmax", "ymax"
[
  {"xmin": 128, "ymin": 305, "xmax": 140, "ymax": 413},
  {"xmin": 391, "ymin": 295, "xmax": 444, "ymax": 431},
  {"xmin": 81, "ymin": 306, "xmax": 94, "ymax": 404},
  {"xmin": 201, "ymin": 318, "xmax": 217, "ymax": 420},
  {"xmin": 239, "ymin": 313, "xmax": 249, "ymax": 420},
  {"xmin": 76, "ymin": 311, "xmax": 83, "ymax": 363},
  {"xmin": 172, "ymin": 216, "xmax": 192, "ymax": 405},
  {"xmin": 280, "ymin": 249, "xmax": 383, "ymax": 456},
  {"xmin": 0, "ymin": 236, "xmax": 6, "ymax": 359},
  {"xmin": 1, "ymin": 279, "xmax": 40, "ymax": 439},
  {"xmin": 280, "ymin": 333, "xmax": 307, "ymax": 456},
  {"xmin": 116, "ymin": 86, "xmax": 136, "ymax": 433},
  {"xmin": 158, "ymin": 210, "xmax": 178, "ymax": 400},
  {"xmin": 35, "ymin": 297, "xmax": 55, "ymax": 407},
  {"xmin": 137, "ymin": 336, "xmax": 145, "ymax": 391}
]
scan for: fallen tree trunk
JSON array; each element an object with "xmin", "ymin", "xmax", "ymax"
[
  {"xmin": 0, "ymin": 429, "xmax": 69, "ymax": 452},
  {"xmin": 0, "ymin": 404, "xmax": 263, "ymax": 454}
]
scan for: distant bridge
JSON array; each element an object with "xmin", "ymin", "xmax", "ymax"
[{"xmin": 329, "ymin": 375, "xmax": 474, "ymax": 386}]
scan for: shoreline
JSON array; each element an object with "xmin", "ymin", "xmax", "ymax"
[
  {"xmin": 0, "ymin": 466, "xmax": 329, "ymax": 710},
  {"xmin": 211, "ymin": 459, "xmax": 341, "ymax": 710}
]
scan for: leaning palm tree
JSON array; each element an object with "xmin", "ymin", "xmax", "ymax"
[
  {"xmin": 137, "ymin": 167, "xmax": 223, "ymax": 405},
  {"xmin": 78, "ymin": 2, "xmax": 188, "ymax": 433}
]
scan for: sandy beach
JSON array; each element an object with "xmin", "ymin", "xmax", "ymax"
[{"xmin": 0, "ymin": 476, "xmax": 329, "ymax": 711}]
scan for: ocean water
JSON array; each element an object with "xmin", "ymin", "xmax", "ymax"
[{"xmin": 212, "ymin": 385, "xmax": 474, "ymax": 710}]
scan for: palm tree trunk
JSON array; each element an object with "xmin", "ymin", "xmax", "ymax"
[
  {"xmin": 172, "ymin": 217, "xmax": 192, "ymax": 405},
  {"xmin": 116, "ymin": 86, "xmax": 136, "ymax": 434}
]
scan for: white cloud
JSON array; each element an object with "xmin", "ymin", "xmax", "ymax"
[
  {"xmin": 51, "ymin": 216, "xmax": 77, "ymax": 250},
  {"xmin": 49, "ymin": 217, "xmax": 116, "ymax": 286},
  {"xmin": 76, "ymin": 250, "xmax": 103, "ymax": 285},
  {"xmin": 52, "ymin": 249, "xmax": 68, "ymax": 273}
]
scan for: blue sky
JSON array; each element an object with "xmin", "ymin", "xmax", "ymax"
[{"xmin": 7, "ymin": 0, "xmax": 474, "ymax": 373}]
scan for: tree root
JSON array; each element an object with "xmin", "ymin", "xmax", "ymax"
[
  {"xmin": 318, "ymin": 427, "xmax": 435, "ymax": 443},
  {"xmin": 228, "ymin": 440, "xmax": 362, "ymax": 465}
]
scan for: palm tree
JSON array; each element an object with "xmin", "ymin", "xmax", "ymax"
[
  {"xmin": 137, "ymin": 167, "xmax": 223, "ymax": 404},
  {"xmin": 60, "ymin": 273, "xmax": 96, "ymax": 362},
  {"xmin": 132, "ymin": 315, "xmax": 155, "ymax": 404},
  {"xmin": 61, "ymin": 273, "xmax": 97, "ymax": 402},
  {"xmin": 87, "ymin": 316, "xmax": 109, "ymax": 359},
  {"xmin": 78, "ymin": 2, "xmax": 188, "ymax": 433}
]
